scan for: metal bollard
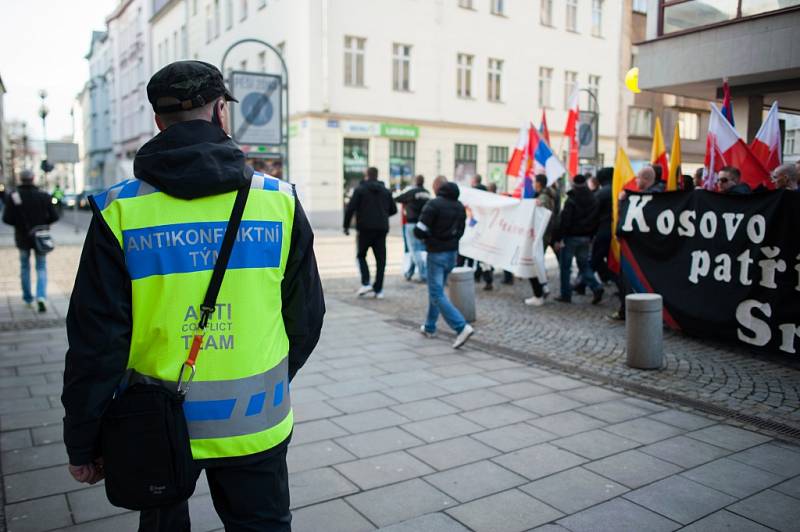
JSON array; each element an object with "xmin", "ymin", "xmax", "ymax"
[
  {"xmin": 626, "ymin": 294, "xmax": 664, "ymax": 369},
  {"xmin": 448, "ymin": 266, "xmax": 476, "ymax": 323}
]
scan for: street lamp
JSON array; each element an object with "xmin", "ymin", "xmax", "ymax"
[{"xmin": 38, "ymin": 90, "xmax": 52, "ymax": 185}]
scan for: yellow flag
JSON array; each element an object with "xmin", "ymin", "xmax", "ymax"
[
  {"xmin": 610, "ymin": 147, "xmax": 635, "ymax": 274},
  {"xmin": 650, "ymin": 116, "xmax": 669, "ymax": 181},
  {"xmin": 666, "ymin": 123, "xmax": 681, "ymax": 191}
]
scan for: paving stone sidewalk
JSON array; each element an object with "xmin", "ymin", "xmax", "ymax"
[{"xmin": 2, "ymin": 294, "xmax": 800, "ymax": 531}]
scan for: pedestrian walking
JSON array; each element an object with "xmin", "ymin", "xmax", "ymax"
[
  {"xmin": 61, "ymin": 61, "xmax": 324, "ymax": 531},
  {"xmin": 2, "ymin": 169, "xmax": 59, "ymax": 312},
  {"xmin": 525, "ymin": 174, "xmax": 556, "ymax": 306},
  {"xmin": 394, "ymin": 174, "xmax": 431, "ymax": 282},
  {"xmin": 553, "ymin": 174, "xmax": 604, "ymax": 304},
  {"xmin": 344, "ymin": 166, "xmax": 397, "ymax": 299},
  {"xmin": 415, "ymin": 176, "xmax": 474, "ymax": 349}
]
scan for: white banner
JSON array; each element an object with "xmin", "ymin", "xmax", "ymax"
[{"xmin": 458, "ymin": 187, "xmax": 551, "ymax": 280}]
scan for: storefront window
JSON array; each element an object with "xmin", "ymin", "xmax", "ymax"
[
  {"xmin": 662, "ymin": 0, "xmax": 738, "ymax": 34},
  {"xmin": 454, "ymin": 143, "xmax": 478, "ymax": 185},
  {"xmin": 343, "ymin": 138, "xmax": 369, "ymax": 204},
  {"xmin": 389, "ymin": 140, "xmax": 415, "ymax": 191},
  {"xmin": 487, "ymin": 146, "xmax": 509, "ymax": 191}
]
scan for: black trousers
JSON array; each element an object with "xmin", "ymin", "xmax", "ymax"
[
  {"xmin": 591, "ymin": 229, "xmax": 613, "ymax": 284},
  {"xmin": 357, "ymin": 229, "xmax": 388, "ymax": 293},
  {"xmin": 139, "ymin": 447, "xmax": 291, "ymax": 532},
  {"xmin": 529, "ymin": 277, "xmax": 545, "ymax": 297}
]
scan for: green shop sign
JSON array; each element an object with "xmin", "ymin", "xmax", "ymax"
[{"xmin": 380, "ymin": 123, "xmax": 419, "ymax": 139}]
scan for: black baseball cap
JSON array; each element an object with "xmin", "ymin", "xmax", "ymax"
[{"xmin": 147, "ymin": 60, "xmax": 237, "ymax": 114}]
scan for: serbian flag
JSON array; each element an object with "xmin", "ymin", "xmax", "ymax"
[
  {"xmin": 528, "ymin": 126, "xmax": 565, "ymax": 186},
  {"xmin": 750, "ymin": 101, "xmax": 781, "ymax": 172},
  {"xmin": 651, "ymin": 116, "xmax": 669, "ymax": 182},
  {"xmin": 564, "ymin": 85, "xmax": 580, "ymax": 177},
  {"xmin": 609, "ymin": 147, "xmax": 635, "ymax": 275},
  {"xmin": 704, "ymin": 103, "xmax": 771, "ymax": 191},
  {"xmin": 721, "ymin": 78, "xmax": 735, "ymax": 127},
  {"xmin": 666, "ymin": 123, "xmax": 681, "ymax": 191},
  {"xmin": 540, "ymin": 109, "xmax": 551, "ymax": 146}
]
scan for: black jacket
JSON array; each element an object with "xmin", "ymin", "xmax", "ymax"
[
  {"xmin": 343, "ymin": 179, "xmax": 397, "ymax": 232},
  {"xmin": 2, "ymin": 184, "xmax": 59, "ymax": 249},
  {"xmin": 414, "ymin": 182, "xmax": 466, "ymax": 253},
  {"xmin": 556, "ymin": 185, "xmax": 598, "ymax": 240},
  {"xmin": 61, "ymin": 120, "xmax": 325, "ymax": 466},
  {"xmin": 394, "ymin": 186, "xmax": 431, "ymax": 223},
  {"xmin": 727, "ymin": 183, "xmax": 752, "ymax": 195},
  {"xmin": 594, "ymin": 183, "xmax": 613, "ymax": 235}
]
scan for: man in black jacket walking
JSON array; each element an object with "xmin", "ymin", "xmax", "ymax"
[
  {"xmin": 553, "ymin": 174, "xmax": 603, "ymax": 304},
  {"xmin": 395, "ymin": 175, "xmax": 430, "ymax": 282},
  {"xmin": 344, "ymin": 167, "xmax": 397, "ymax": 298},
  {"xmin": 2, "ymin": 169, "xmax": 59, "ymax": 312},
  {"xmin": 414, "ymin": 176, "xmax": 474, "ymax": 349}
]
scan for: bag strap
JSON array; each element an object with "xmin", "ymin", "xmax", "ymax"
[{"xmin": 178, "ymin": 183, "xmax": 251, "ymax": 394}]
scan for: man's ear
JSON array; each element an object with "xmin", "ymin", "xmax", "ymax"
[{"xmin": 154, "ymin": 115, "xmax": 166, "ymax": 132}]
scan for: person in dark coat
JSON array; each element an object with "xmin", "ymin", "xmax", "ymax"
[
  {"xmin": 344, "ymin": 166, "xmax": 398, "ymax": 298},
  {"xmin": 394, "ymin": 175, "xmax": 431, "ymax": 282},
  {"xmin": 414, "ymin": 176, "xmax": 474, "ymax": 349},
  {"xmin": 718, "ymin": 166, "xmax": 751, "ymax": 195},
  {"xmin": 552, "ymin": 174, "xmax": 603, "ymax": 304},
  {"xmin": 2, "ymin": 169, "xmax": 59, "ymax": 312}
]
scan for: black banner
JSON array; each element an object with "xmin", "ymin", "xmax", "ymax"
[{"xmin": 618, "ymin": 190, "xmax": 800, "ymax": 356}]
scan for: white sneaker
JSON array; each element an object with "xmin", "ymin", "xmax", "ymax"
[
  {"xmin": 357, "ymin": 285, "xmax": 373, "ymax": 297},
  {"xmin": 524, "ymin": 296, "xmax": 545, "ymax": 307},
  {"xmin": 420, "ymin": 325, "xmax": 436, "ymax": 338},
  {"xmin": 374, "ymin": 291, "xmax": 385, "ymax": 299},
  {"xmin": 453, "ymin": 324, "xmax": 474, "ymax": 349}
]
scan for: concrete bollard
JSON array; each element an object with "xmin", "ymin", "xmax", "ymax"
[
  {"xmin": 448, "ymin": 266, "xmax": 476, "ymax": 323},
  {"xmin": 626, "ymin": 294, "xmax": 664, "ymax": 369}
]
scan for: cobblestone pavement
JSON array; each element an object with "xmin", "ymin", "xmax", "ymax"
[
  {"xmin": 323, "ymin": 237, "xmax": 800, "ymax": 437},
  {"xmin": 2, "ymin": 229, "xmax": 800, "ymax": 531}
]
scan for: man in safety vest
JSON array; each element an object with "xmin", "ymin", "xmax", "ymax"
[{"xmin": 61, "ymin": 61, "xmax": 325, "ymax": 530}]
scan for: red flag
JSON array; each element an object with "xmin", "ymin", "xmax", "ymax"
[
  {"xmin": 750, "ymin": 101, "xmax": 781, "ymax": 172},
  {"xmin": 704, "ymin": 104, "xmax": 771, "ymax": 191},
  {"xmin": 564, "ymin": 85, "xmax": 580, "ymax": 177}
]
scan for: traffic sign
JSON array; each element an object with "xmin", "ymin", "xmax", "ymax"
[
  {"xmin": 230, "ymin": 71, "xmax": 282, "ymax": 146},
  {"xmin": 46, "ymin": 142, "xmax": 79, "ymax": 163}
]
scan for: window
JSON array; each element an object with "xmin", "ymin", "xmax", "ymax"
[
  {"xmin": 488, "ymin": 146, "xmax": 508, "ymax": 163},
  {"xmin": 586, "ymin": 74, "xmax": 600, "ymax": 112},
  {"xmin": 566, "ymin": 0, "xmax": 578, "ymax": 31},
  {"xmin": 564, "ymin": 71, "xmax": 578, "ymax": 109},
  {"xmin": 214, "ymin": 0, "xmax": 221, "ymax": 38},
  {"xmin": 205, "ymin": 4, "xmax": 213, "ymax": 42},
  {"xmin": 678, "ymin": 111, "xmax": 700, "ymax": 140},
  {"xmin": 173, "ymin": 31, "xmax": 178, "ymax": 60},
  {"xmin": 343, "ymin": 138, "xmax": 369, "ymax": 197},
  {"xmin": 392, "ymin": 43, "xmax": 411, "ymax": 92},
  {"xmin": 258, "ymin": 0, "xmax": 266, "ymax": 8},
  {"xmin": 225, "ymin": 0, "xmax": 233, "ymax": 29},
  {"xmin": 458, "ymin": 0, "xmax": 473, "ymax": 8},
  {"xmin": 491, "ymin": 0, "xmax": 504, "ymax": 15},
  {"xmin": 389, "ymin": 140, "xmax": 415, "ymax": 189},
  {"xmin": 632, "ymin": 0, "xmax": 647, "ymax": 14},
  {"xmin": 457, "ymin": 53, "xmax": 474, "ymax": 98},
  {"xmin": 454, "ymin": 144, "xmax": 478, "ymax": 184},
  {"xmin": 487, "ymin": 58, "xmax": 502, "ymax": 102},
  {"xmin": 628, "ymin": 107, "xmax": 653, "ymax": 137},
  {"xmin": 258, "ymin": 51, "xmax": 266, "ymax": 72},
  {"xmin": 181, "ymin": 25, "xmax": 187, "ymax": 57},
  {"xmin": 240, "ymin": 0, "xmax": 247, "ymax": 20},
  {"xmin": 591, "ymin": 0, "xmax": 603, "ymax": 36},
  {"xmin": 488, "ymin": 145, "xmax": 509, "ymax": 191},
  {"xmin": 662, "ymin": 0, "xmax": 737, "ymax": 35},
  {"xmin": 785, "ymin": 130, "xmax": 797, "ymax": 155},
  {"xmin": 538, "ymin": 67, "xmax": 552, "ymax": 108},
  {"xmin": 344, "ymin": 36, "xmax": 365, "ymax": 86},
  {"xmin": 540, "ymin": 0, "xmax": 553, "ymax": 26}
]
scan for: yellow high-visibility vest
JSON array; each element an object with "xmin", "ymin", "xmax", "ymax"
[{"xmin": 95, "ymin": 172, "xmax": 295, "ymax": 460}]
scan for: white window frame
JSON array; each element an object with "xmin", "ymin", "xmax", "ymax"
[
  {"xmin": 587, "ymin": 74, "xmax": 600, "ymax": 112},
  {"xmin": 540, "ymin": 0, "xmax": 553, "ymax": 26},
  {"xmin": 538, "ymin": 67, "xmax": 553, "ymax": 109},
  {"xmin": 785, "ymin": 130, "xmax": 796, "ymax": 154},
  {"xmin": 491, "ymin": 0, "xmax": 504, "ymax": 15},
  {"xmin": 632, "ymin": 0, "xmax": 647, "ymax": 14},
  {"xmin": 564, "ymin": 71, "xmax": 578, "ymax": 109},
  {"xmin": 392, "ymin": 43, "xmax": 411, "ymax": 92},
  {"xmin": 344, "ymin": 36, "xmax": 366, "ymax": 87},
  {"xmin": 592, "ymin": 0, "xmax": 604, "ymax": 37},
  {"xmin": 205, "ymin": 4, "xmax": 213, "ymax": 42},
  {"xmin": 628, "ymin": 107, "xmax": 653, "ymax": 137},
  {"xmin": 457, "ymin": 53, "xmax": 474, "ymax": 99},
  {"xmin": 678, "ymin": 111, "xmax": 700, "ymax": 140},
  {"xmin": 225, "ymin": 0, "xmax": 233, "ymax": 30},
  {"xmin": 487, "ymin": 58, "xmax": 503, "ymax": 102},
  {"xmin": 566, "ymin": 0, "xmax": 578, "ymax": 31}
]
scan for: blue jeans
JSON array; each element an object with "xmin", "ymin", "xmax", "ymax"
[
  {"xmin": 559, "ymin": 236, "xmax": 600, "ymax": 300},
  {"xmin": 20, "ymin": 249, "xmax": 47, "ymax": 303},
  {"xmin": 404, "ymin": 223, "xmax": 427, "ymax": 281},
  {"xmin": 424, "ymin": 251, "xmax": 466, "ymax": 334}
]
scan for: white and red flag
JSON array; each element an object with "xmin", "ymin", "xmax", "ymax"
[
  {"xmin": 564, "ymin": 85, "xmax": 580, "ymax": 177},
  {"xmin": 704, "ymin": 103, "xmax": 771, "ymax": 191},
  {"xmin": 749, "ymin": 101, "xmax": 782, "ymax": 172}
]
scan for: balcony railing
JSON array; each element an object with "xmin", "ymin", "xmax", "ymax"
[{"xmin": 658, "ymin": 0, "xmax": 800, "ymax": 37}]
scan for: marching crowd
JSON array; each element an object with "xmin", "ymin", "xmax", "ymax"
[{"xmin": 343, "ymin": 160, "xmax": 800, "ymax": 340}]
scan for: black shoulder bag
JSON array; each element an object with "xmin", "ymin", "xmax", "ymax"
[
  {"xmin": 101, "ymin": 184, "xmax": 250, "ymax": 510},
  {"xmin": 12, "ymin": 191, "xmax": 55, "ymax": 254}
]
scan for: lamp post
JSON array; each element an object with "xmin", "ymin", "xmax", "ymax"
[{"xmin": 38, "ymin": 90, "xmax": 51, "ymax": 187}]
